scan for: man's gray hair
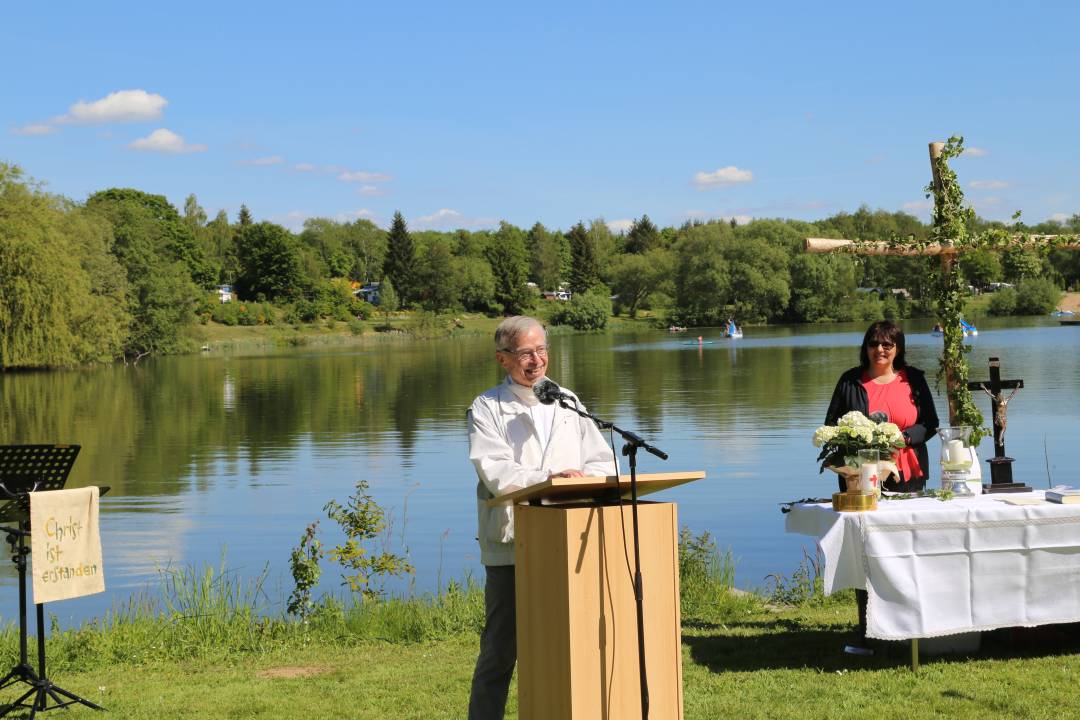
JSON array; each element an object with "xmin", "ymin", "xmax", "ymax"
[{"xmin": 494, "ymin": 316, "xmax": 545, "ymax": 351}]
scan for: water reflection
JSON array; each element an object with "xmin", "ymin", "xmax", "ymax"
[{"xmin": 1, "ymin": 317, "xmax": 1078, "ymax": 623}]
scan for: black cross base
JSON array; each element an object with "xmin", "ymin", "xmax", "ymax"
[{"xmin": 983, "ymin": 457, "xmax": 1029, "ymax": 493}]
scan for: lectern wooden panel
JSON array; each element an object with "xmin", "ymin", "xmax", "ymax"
[{"xmin": 515, "ymin": 501, "xmax": 683, "ymax": 720}]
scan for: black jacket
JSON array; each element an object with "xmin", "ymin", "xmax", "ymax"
[{"xmin": 825, "ymin": 365, "xmax": 939, "ymax": 489}]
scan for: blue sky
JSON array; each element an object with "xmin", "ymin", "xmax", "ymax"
[{"xmin": 4, "ymin": 1, "xmax": 1079, "ymax": 233}]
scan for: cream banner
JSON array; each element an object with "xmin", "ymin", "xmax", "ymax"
[{"xmin": 30, "ymin": 487, "xmax": 105, "ymax": 604}]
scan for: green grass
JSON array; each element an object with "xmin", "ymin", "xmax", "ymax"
[{"xmin": 4, "ymin": 541, "xmax": 1080, "ymax": 718}]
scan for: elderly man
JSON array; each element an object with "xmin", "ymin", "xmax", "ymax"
[{"xmin": 467, "ymin": 315, "xmax": 615, "ymax": 720}]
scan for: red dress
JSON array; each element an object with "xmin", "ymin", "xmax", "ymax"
[{"xmin": 862, "ymin": 369, "xmax": 923, "ymax": 481}]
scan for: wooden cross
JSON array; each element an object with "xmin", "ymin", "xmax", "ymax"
[{"xmin": 806, "ymin": 140, "xmax": 1080, "ymax": 425}]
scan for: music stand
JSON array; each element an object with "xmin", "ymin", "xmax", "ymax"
[{"xmin": 0, "ymin": 444, "xmax": 105, "ymax": 716}]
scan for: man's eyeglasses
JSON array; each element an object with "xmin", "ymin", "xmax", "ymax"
[
  {"xmin": 868, "ymin": 340, "xmax": 896, "ymax": 350},
  {"xmin": 500, "ymin": 345, "xmax": 549, "ymax": 360}
]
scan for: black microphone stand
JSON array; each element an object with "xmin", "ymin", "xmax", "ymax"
[{"xmin": 551, "ymin": 396, "xmax": 667, "ymax": 720}]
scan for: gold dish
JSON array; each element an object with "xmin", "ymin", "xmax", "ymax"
[{"xmin": 832, "ymin": 491, "xmax": 877, "ymax": 512}]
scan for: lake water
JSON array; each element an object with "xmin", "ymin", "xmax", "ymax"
[{"xmin": 2, "ymin": 317, "xmax": 1078, "ymax": 625}]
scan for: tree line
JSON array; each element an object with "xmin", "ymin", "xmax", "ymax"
[{"xmin": 3, "ymin": 161, "xmax": 1079, "ymax": 369}]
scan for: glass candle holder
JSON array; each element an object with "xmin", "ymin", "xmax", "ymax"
[
  {"xmin": 938, "ymin": 426, "xmax": 974, "ymax": 491},
  {"xmin": 857, "ymin": 448, "xmax": 880, "ymax": 496}
]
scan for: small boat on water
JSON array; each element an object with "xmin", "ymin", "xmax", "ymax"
[
  {"xmin": 931, "ymin": 320, "xmax": 977, "ymax": 337},
  {"xmin": 668, "ymin": 325, "xmax": 687, "ymax": 332},
  {"xmin": 1051, "ymin": 309, "xmax": 1076, "ymax": 318}
]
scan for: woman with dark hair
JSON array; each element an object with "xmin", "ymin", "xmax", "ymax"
[
  {"xmin": 825, "ymin": 320, "xmax": 940, "ymax": 654},
  {"xmin": 825, "ymin": 320, "xmax": 940, "ymax": 493}
]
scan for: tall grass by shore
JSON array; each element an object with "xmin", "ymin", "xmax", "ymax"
[{"xmin": 0, "ymin": 530, "xmax": 745, "ymax": 675}]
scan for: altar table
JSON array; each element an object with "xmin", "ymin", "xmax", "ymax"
[{"xmin": 786, "ymin": 492, "xmax": 1080, "ymax": 641}]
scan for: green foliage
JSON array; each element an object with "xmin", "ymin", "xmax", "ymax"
[
  {"xmin": 924, "ymin": 137, "xmax": 986, "ymax": 443},
  {"xmin": 1014, "ymin": 278, "xmax": 1061, "ymax": 315},
  {"xmin": 549, "ymin": 290, "xmax": 611, "ymax": 330},
  {"xmin": 567, "ymin": 222, "xmax": 602, "ymax": 293},
  {"xmin": 85, "ymin": 187, "xmax": 204, "ymax": 360},
  {"xmin": 527, "ymin": 222, "xmax": 566, "ymax": 293},
  {"xmin": 671, "ymin": 223, "xmax": 729, "ymax": 326},
  {"xmin": 786, "ymin": 254, "xmax": 858, "ymax": 322},
  {"xmin": 988, "ymin": 287, "xmax": 1018, "ymax": 316},
  {"xmin": 625, "ymin": 214, "xmax": 662, "ymax": 254},
  {"xmin": 609, "ymin": 248, "xmax": 673, "ymax": 317},
  {"xmin": 233, "ymin": 222, "xmax": 305, "ymax": 302},
  {"xmin": 959, "ymin": 248, "xmax": 1003, "ymax": 289},
  {"xmin": 765, "ymin": 548, "xmax": 828, "ymax": 606},
  {"xmin": 485, "ymin": 221, "xmax": 533, "ymax": 315},
  {"xmin": 287, "ymin": 522, "xmax": 323, "ymax": 620},
  {"xmin": 677, "ymin": 527, "xmax": 745, "ymax": 618},
  {"xmin": 323, "ymin": 479, "xmax": 414, "ymax": 601},
  {"xmin": 210, "ymin": 301, "xmax": 275, "ymax": 326},
  {"xmin": 0, "ymin": 165, "xmax": 131, "ymax": 367},
  {"xmin": 379, "ymin": 278, "xmax": 400, "ymax": 327},
  {"xmin": 417, "ymin": 237, "xmax": 460, "ymax": 311},
  {"xmin": 454, "ymin": 255, "xmax": 498, "ymax": 313},
  {"xmin": 383, "ymin": 211, "xmax": 417, "ymax": 304}
]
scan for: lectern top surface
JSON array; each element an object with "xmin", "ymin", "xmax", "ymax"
[{"xmin": 487, "ymin": 470, "xmax": 705, "ymax": 507}]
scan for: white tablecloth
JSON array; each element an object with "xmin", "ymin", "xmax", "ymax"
[{"xmin": 786, "ymin": 492, "xmax": 1080, "ymax": 640}]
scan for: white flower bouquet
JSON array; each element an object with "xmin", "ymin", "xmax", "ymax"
[{"xmin": 813, "ymin": 411, "xmax": 906, "ymax": 485}]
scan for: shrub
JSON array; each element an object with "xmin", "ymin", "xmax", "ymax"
[
  {"xmin": 1014, "ymin": 277, "xmax": 1061, "ymax": 315},
  {"xmin": 988, "ymin": 288, "xmax": 1018, "ymax": 316},
  {"xmin": 549, "ymin": 290, "xmax": 612, "ymax": 330},
  {"xmin": 351, "ymin": 298, "xmax": 375, "ymax": 320}
]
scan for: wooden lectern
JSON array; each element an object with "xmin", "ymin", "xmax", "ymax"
[{"xmin": 492, "ymin": 471, "xmax": 705, "ymax": 720}]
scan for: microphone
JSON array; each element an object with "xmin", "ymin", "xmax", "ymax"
[{"xmin": 533, "ymin": 378, "xmax": 571, "ymax": 406}]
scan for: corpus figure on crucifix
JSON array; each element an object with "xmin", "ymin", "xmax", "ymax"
[{"xmin": 980, "ymin": 382, "xmax": 1020, "ymax": 450}]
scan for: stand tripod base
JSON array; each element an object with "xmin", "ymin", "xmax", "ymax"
[{"xmin": 0, "ymin": 663, "xmax": 104, "ymax": 717}]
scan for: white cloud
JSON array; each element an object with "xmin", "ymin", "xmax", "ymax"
[
  {"xmin": 336, "ymin": 209, "xmax": 378, "ymax": 223},
  {"xmin": 294, "ymin": 163, "xmax": 317, "ymax": 172},
  {"xmin": 128, "ymin": 128, "xmax": 207, "ymax": 154},
  {"xmin": 241, "ymin": 155, "xmax": 284, "ymax": 166},
  {"xmin": 1049, "ymin": 213, "xmax": 1070, "ymax": 223},
  {"xmin": 339, "ymin": 170, "xmax": 392, "ymax": 183},
  {"xmin": 902, "ymin": 199, "xmax": 933, "ymax": 213},
  {"xmin": 58, "ymin": 89, "xmax": 167, "ymax": 124},
  {"xmin": 969, "ymin": 179, "xmax": 1008, "ymax": 190},
  {"xmin": 357, "ymin": 185, "xmax": 385, "ymax": 197},
  {"xmin": 10, "ymin": 123, "xmax": 57, "ymax": 136},
  {"xmin": 411, "ymin": 208, "xmax": 497, "ymax": 230},
  {"xmin": 607, "ymin": 219, "xmax": 633, "ymax": 233},
  {"xmin": 692, "ymin": 166, "xmax": 754, "ymax": 189},
  {"xmin": 962, "ymin": 146, "xmax": 989, "ymax": 157},
  {"xmin": 971, "ymin": 196, "xmax": 1002, "ymax": 210}
]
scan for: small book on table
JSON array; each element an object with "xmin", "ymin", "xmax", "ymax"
[{"xmin": 1045, "ymin": 486, "xmax": 1080, "ymax": 504}]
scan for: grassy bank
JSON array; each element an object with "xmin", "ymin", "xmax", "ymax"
[
  {"xmin": 5, "ymin": 548, "xmax": 1080, "ymax": 718},
  {"xmin": 196, "ymin": 310, "xmax": 658, "ymax": 353}
]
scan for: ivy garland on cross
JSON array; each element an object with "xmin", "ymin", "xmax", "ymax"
[{"xmin": 812, "ymin": 136, "xmax": 1080, "ymax": 446}]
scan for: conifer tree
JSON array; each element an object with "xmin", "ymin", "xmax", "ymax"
[
  {"xmin": 625, "ymin": 214, "xmax": 661, "ymax": 254},
  {"xmin": 567, "ymin": 221, "xmax": 601, "ymax": 293},
  {"xmin": 382, "ymin": 211, "xmax": 417, "ymax": 303}
]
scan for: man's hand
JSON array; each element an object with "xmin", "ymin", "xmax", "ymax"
[{"xmin": 549, "ymin": 469, "xmax": 585, "ymax": 479}]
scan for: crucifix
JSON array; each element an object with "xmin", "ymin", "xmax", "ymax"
[{"xmin": 966, "ymin": 357, "xmax": 1028, "ymax": 492}]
